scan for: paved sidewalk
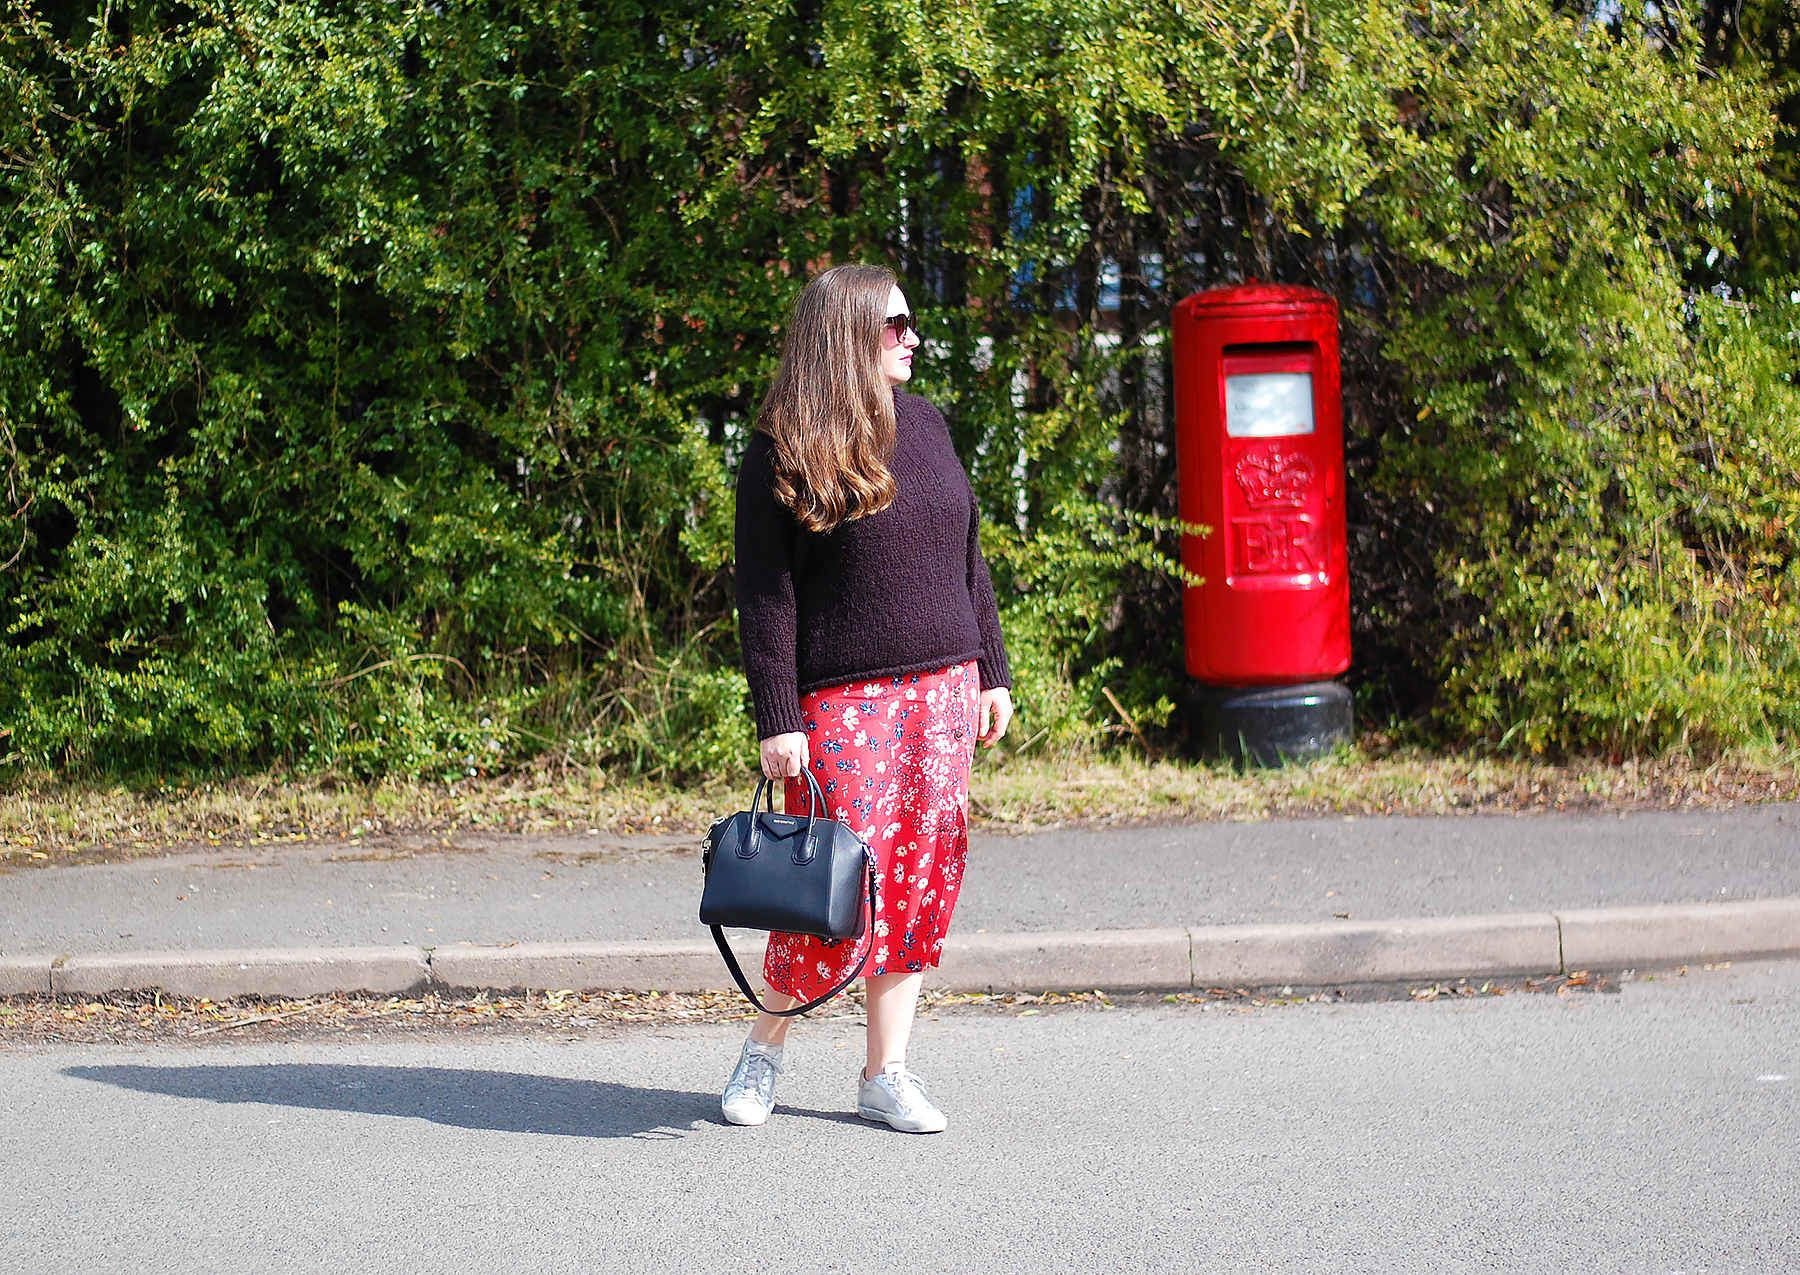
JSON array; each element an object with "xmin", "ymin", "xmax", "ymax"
[{"xmin": 3, "ymin": 803, "xmax": 1796, "ymax": 957}]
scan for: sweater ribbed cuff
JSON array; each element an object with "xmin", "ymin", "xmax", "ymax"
[
  {"xmin": 754, "ymin": 697, "xmax": 807, "ymax": 741},
  {"xmin": 977, "ymin": 655, "xmax": 1011, "ymax": 693}
]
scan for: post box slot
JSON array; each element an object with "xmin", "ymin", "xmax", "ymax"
[{"xmin": 1222, "ymin": 342, "xmax": 1317, "ymax": 438}]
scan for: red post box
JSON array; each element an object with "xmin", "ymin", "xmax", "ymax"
[{"xmin": 1172, "ymin": 283, "xmax": 1352, "ymax": 762}]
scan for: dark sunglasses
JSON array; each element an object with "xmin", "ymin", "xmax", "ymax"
[{"xmin": 884, "ymin": 312, "xmax": 918, "ymax": 339}]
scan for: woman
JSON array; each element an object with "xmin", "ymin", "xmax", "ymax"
[{"xmin": 723, "ymin": 263, "xmax": 1014, "ymax": 1133}]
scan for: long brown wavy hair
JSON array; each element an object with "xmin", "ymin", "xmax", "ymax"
[{"xmin": 755, "ymin": 263, "xmax": 900, "ymax": 533}]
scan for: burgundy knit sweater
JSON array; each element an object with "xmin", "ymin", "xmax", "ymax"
[{"xmin": 735, "ymin": 390, "xmax": 1012, "ymax": 739}]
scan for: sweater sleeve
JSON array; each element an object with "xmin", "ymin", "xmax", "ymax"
[
  {"xmin": 966, "ymin": 473, "xmax": 1013, "ymax": 693},
  {"xmin": 734, "ymin": 434, "xmax": 807, "ymax": 738}
]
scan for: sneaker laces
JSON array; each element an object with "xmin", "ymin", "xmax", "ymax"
[
  {"xmin": 727, "ymin": 1045, "xmax": 782, "ymax": 1098},
  {"xmin": 881, "ymin": 1068, "xmax": 929, "ymax": 1111}
]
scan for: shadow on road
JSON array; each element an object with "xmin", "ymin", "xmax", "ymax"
[{"xmin": 63, "ymin": 1063, "xmax": 745, "ymax": 1139}]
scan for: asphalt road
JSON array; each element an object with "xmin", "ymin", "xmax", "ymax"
[
  {"xmin": 4, "ymin": 804, "xmax": 1797, "ymax": 956},
  {"xmin": 4, "ymin": 960, "xmax": 1795, "ymax": 1273}
]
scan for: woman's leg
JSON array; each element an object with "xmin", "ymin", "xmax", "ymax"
[
  {"xmin": 723, "ymin": 987, "xmax": 797, "ymax": 1127},
  {"xmin": 863, "ymin": 970, "xmax": 925, "ymax": 1079},
  {"xmin": 747, "ymin": 991, "xmax": 801, "ymax": 1046},
  {"xmin": 856, "ymin": 969, "xmax": 945, "ymax": 1131},
  {"xmin": 754, "ymin": 928, "xmax": 831, "ymax": 1044}
]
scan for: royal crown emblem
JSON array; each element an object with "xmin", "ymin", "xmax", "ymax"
[{"xmin": 1234, "ymin": 449, "xmax": 1314, "ymax": 508}]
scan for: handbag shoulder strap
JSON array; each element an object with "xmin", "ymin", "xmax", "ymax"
[{"xmin": 708, "ymin": 853, "xmax": 879, "ymax": 1017}]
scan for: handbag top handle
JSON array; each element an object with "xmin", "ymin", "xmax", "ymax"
[{"xmin": 745, "ymin": 765, "xmax": 831, "ymax": 866}]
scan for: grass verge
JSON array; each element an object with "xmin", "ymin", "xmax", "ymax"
[{"xmin": 2, "ymin": 745, "xmax": 1797, "ymax": 869}]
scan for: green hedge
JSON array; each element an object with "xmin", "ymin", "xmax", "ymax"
[{"xmin": 1, "ymin": 0, "xmax": 1796, "ymax": 777}]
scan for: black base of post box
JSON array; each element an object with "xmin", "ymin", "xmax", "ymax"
[{"xmin": 1188, "ymin": 680, "xmax": 1353, "ymax": 768}]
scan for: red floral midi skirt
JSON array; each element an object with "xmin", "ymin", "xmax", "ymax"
[{"xmin": 763, "ymin": 661, "xmax": 979, "ymax": 1001}]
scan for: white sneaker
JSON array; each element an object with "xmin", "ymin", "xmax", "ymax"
[
  {"xmin": 720, "ymin": 1039, "xmax": 784, "ymax": 1126},
  {"xmin": 856, "ymin": 1067, "xmax": 947, "ymax": 1133}
]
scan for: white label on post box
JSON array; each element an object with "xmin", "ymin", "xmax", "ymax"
[{"xmin": 1226, "ymin": 373, "xmax": 1315, "ymax": 437}]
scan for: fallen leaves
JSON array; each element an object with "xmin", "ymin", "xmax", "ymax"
[
  {"xmin": 0, "ymin": 988, "xmax": 765, "ymax": 1045},
  {"xmin": 929, "ymin": 988, "xmax": 1117, "ymax": 1013},
  {"xmin": 1407, "ymin": 971, "xmax": 1609, "ymax": 1001},
  {"xmin": 0, "ymin": 968, "xmax": 1648, "ymax": 1047}
]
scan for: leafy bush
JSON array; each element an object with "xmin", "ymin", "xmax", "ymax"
[{"xmin": 0, "ymin": 0, "xmax": 1796, "ymax": 779}]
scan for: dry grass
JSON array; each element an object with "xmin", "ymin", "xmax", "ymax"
[
  {"xmin": 0, "ymin": 767, "xmax": 740, "ymax": 866},
  {"xmin": 2, "ymin": 745, "xmax": 1797, "ymax": 869},
  {"xmin": 967, "ymin": 746, "xmax": 1800, "ymax": 825}
]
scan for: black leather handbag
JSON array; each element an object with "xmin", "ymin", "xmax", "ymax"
[{"xmin": 699, "ymin": 767, "xmax": 879, "ymax": 1017}]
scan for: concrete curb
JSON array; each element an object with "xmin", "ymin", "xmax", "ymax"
[
  {"xmin": 5, "ymin": 898, "xmax": 1797, "ymax": 1000},
  {"xmin": 1187, "ymin": 911, "xmax": 1561, "ymax": 989},
  {"xmin": 0, "ymin": 954, "xmax": 55, "ymax": 997},
  {"xmin": 47, "ymin": 947, "xmax": 429, "ymax": 1001},
  {"xmin": 935, "ymin": 927, "xmax": 1193, "ymax": 992},
  {"xmin": 1556, "ymin": 897, "xmax": 1800, "ymax": 971},
  {"xmin": 430, "ymin": 940, "xmax": 726, "ymax": 995}
]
